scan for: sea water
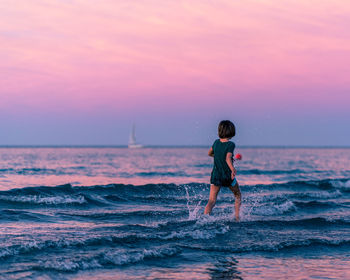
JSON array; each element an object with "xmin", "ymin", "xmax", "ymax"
[{"xmin": 0, "ymin": 147, "xmax": 349, "ymax": 279}]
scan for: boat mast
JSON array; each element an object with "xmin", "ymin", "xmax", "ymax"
[{"xmin": 129, "ymin": 124, "xmax": 136, "ymax": 145}]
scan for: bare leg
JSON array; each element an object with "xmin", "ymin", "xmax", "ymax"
[
  {"xmin": 204, "ymin": 185, "xmax": 221, "ymax": 215},
  {"xmin": 229, "ymin": 182, "xmax": 241, "ymax": 221}
]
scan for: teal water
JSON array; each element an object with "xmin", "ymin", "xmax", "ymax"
[{"xmin": 0, "ymin": 147, "xmax": 349, "ymax": 279}]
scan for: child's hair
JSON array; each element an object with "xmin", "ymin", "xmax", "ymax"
[{"xmin": 218, "ymin": 120, "xmax": 236, "ymax": 139}]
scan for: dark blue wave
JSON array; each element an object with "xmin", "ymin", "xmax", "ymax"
[
  {"xmin": 1, "ymin": 177, "xmax": 348, "ymax": 194},
  {"xmin": 31, "ymin": 246, "xmax": 182, "ymax": 272},
  {"xmin": 28, "ymin": 238, "xmax": 350, "ymax": 272},
  {"xmin": 183, "ymin": 239, "xmax": 350, "ymax": 254},
  {"xmin": 249, "ymin": 178, "xmax": 350, "ymax": 191},
  {"xmin": 1, "ymin": 216, "xmax": 349, "ymax": 262},
  {"xmin": 294, "ymin": 200, "xmax": 339, "ymax": 209},
  {"xmin": 0, "ymin": 178, "xmax": 348, "ymax": 209},
  {"xmin": 242, "ymin": 217, "xmax": 350, "ymax": 228},
  {"xmin": 0, "ymin": 209, "xmax": 54, "ymax": 222},
  {"xmin": 57, "ymin": 208, "xmax": 188, "ymax": 221}
]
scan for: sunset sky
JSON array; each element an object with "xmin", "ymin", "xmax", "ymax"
[{"xmin": 1, "ymin": 0, "xmax": 349, "ymax": 146}]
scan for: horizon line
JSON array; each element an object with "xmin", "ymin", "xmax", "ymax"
[{"xmin": 0, "ymin": 145, "xmax": 349, "ymax": 149}]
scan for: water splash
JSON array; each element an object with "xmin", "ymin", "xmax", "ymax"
[{"xmin": 184, "ymin": 184, "xmax": 205, "ymax": 220}]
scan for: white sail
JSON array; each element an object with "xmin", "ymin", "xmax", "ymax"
[{"xmin": 128, "ymin": 124, "xmax": 143, "ymax": 148}]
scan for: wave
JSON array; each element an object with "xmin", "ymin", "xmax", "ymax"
[
  {"xmin": 246, "ymin": 178, "xmax": 350, "ymax": 193},
  {"xmin": 0, "ymin": 184, "xmax": 109, "ymax": 207},
  {"xmin": 16, "ymin": 236, "xmax": 350, "ymax": 273},
  {"xmin": 2, "ymin": 178, "xmax": 349, "ymax": 195},
  {"xmin": 0, "ymin": 233, "xmax": 155, "ymax": 260},
  {"xmin": 291, "ymin": 190, "xmax": 342, "ymax": 199},
  {"xmin": 0, "ymin": 209, "xmax": 54, "ymax": 222},
  {"xmin": 184, "ymin": 238, "xmax": 350, "ymax": 254},
  {"xmin": 1, "ymin": 213, "xmax": 349, "ymax": 264},
  {"xmin": 0, "ymin": 194, "xmax": 87, "ymax": 206},
  {"xmin": 293, "ymin": 200, "xmax": 340, "ymax": 210},
  {"xmin": 0, "ymin": 178, "xmax": 348, "ymax": 211},
  {"xmin": 253, "ymin": 217, "xmax": 350, "ymax": 227},
  {"xmin": 34, "ymin": 246, "xmax": 181, "ymax": 272},
  {"xmin": 242, "ymin": 196, "xmax": 342, "ymax": 217},
  {"xmin": 57, "ymin": 208, "xmax": 188, "ymax": 221},
  {"xmin": 247, "ymin": 200, "xmax": 297, "ymax": 216},
  {"xmin": 3, "ymin": 226, "xmax": 349, "ymax": 268}
]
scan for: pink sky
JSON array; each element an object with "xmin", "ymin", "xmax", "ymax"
[{"xmin": 0, "ymin": 0, "xmax": 349, "ymax": 145}]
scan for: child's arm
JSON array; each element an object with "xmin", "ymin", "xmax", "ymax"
[
  {"xmin": 226, "ymin": 152, "xmax": 237, "ymax": 179},
  {"xmin": 208, "ymin": 147, "xmax": 214, "ymax": 157}
]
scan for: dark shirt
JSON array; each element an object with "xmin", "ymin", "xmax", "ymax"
[{"xmin": 210, "ymin": 139, "xmax": 235, "ymax": 186}]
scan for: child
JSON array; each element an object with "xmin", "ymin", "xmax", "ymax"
[{"xmin": 204, "ymin": 120, "xmax": 241, "ymax": 221}]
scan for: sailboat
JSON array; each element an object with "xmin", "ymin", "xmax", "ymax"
[{"xmin": 128, "ymin": 124, "xmax": 143, "ymax": 148}]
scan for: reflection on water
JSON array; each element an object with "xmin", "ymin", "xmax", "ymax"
[
  {"xmin": 207, "ymin": 257, "xmax": 243, "ymax": 280},
  {"xmin": 73, "ymin": 255, "xmax": 350, "ymax": 280},
  {"xmin": 1, "ymin": 147, "xmax": 350, "ymax": 190}
]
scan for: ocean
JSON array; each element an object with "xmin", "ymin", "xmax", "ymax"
[{"xmin": 0, "ymin": 147, "xmax": 349, "ymax": 279}]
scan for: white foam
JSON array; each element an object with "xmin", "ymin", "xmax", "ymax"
[
  {"xmin": 39, "ymin": 258, "xmax": 102, "ymax": 272},
  {"xmin": 192, "ymin": 212, "xmax": 237, "ymax": 225},
  {"xmin": 0, "ymin": 195, "xmax": 86, "ymax": 205},
  {"xmin": 0, "ymin": 248, "xmax": 14, "ymax": 258},
  {"xmin": 250, "ymin": 200, "xmax": 296, "ymax": 216},
  {"xmin": 0, "ymin": 237, "xmax": 95, "ymax": 261},
  {"xmin": 304, "ymin": 190, "xmax": 342, "ymax": 199},
  {"xmin": 38, "ymin": 246, "xmax": 180, "ymax": 271},
  {"xmin": 343, "ymin": 180, "xmax": 350, "ymax": 189},
  {"xmin": 330, "ymin": 180, "xmax": 350, "ymax": 190},
  {"xmin": 0, "ymin": 240, "xmax": 44, "ymax": 259},
  {"xmin": 102, "ymin": 246, "xmax": 180, "ymax": 265},
  {"xmin": 163, "ymin": 225, "xmax": 229, "ymax": 240}
]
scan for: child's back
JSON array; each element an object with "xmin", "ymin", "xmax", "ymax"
[{"xmin": 211, "ymin": 139, "xmax": 235, "ymax": 187}]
